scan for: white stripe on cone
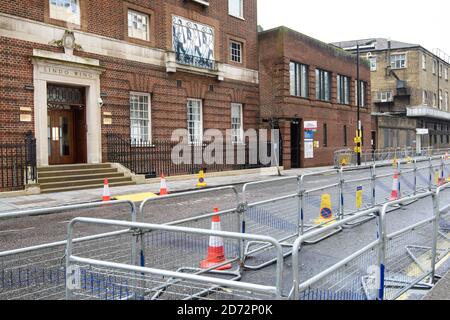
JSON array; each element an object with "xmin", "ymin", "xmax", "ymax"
[
  {"xmin": 209, "ymin": 221, "xmax": 224, "ymax": 248},
  {"xmin": 160, "ymin": 175, "xmax": 168, "ymax": 195},
  {"xmin": 103, "ymin": 179, "xmax": 111, "ymax": 201},
  {"xmin": 389, "ymin": 172, "xmax": 399, "ymax": 200}
]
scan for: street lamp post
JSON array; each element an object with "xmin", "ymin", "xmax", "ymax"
[{"xmin": 356, "ymin": 44, "xmax": 362, "ymax": 166}]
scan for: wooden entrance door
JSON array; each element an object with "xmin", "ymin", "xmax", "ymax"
[{"xmin": 48, "ymin": 109, "xmax": 75, "ymax": 165}]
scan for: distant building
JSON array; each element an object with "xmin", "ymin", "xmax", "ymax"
[
  {"xmin": 333, "ymin": 38, "xmax": 450, "ymax": 151},
  {"xmin": 259, "ymin": 27, "xmax": 372, "ymax": 169}
]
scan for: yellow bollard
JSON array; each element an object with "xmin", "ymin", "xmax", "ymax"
[
  {"xmin": 197, "ymin": 170, "xmax": 207, "ymax": 188},
  {"xmin": 314, "ymin": 194, "xmax": 335, "ymax": 226}
]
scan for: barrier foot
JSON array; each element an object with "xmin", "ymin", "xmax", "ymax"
[
  {"xmin": 145, "ymin": 266, "xmax": 241, "ymax": 300},
  {"xmin": 303, "ymin": 226, "xmax": 343, "ymax": 245},
  {"xmin": 243, "ymin": 240, "xmax": 294, "ymax": 270},
  {"xmin": 343, "ymin": 213, "xmax": 377, "ymax": 229},
  {"xmin": 398, "ymin": 198, "xmax": 419, "ymax": 207}
]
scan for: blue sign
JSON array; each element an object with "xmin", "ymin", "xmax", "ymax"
[
  {"xmin": 320, "ymin": 207, "xmax": 332, "ymax": 219},
  {"xmin": 304, "ymin": 130, "xmax": 315, "ymax": 140}
]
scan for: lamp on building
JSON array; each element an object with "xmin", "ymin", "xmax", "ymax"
[{"xmin": 98, "ymin": 97, "xmax": 104, "ymax": 108}]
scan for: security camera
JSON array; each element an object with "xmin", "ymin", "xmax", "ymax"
[{"xmin": 98, "ymin": 97, "xmax": 104, "ymax": 108}]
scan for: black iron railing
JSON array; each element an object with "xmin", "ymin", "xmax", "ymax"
[
  {"xmin": 0, "ymin": 132, "xmax": 37, "ymax": 191},
  {"xmin": 106, "ymin": 134, "xmax": 277, "ymax": 177}
]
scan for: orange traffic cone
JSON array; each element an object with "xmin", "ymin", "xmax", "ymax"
[
  {"xmin": 389, "ymin": 171, "xmax": 400, "ymax": 201},
  {"xmin": 102, "ymin": 178, "xmax": 111, "ymax": 202},
  {"xmin": 200, "ymin": 208, "xmax": 232, "ymax": 271},
  {"xmin": 160, "ymin": 174, "xmax": 168, "ymax": 196}
]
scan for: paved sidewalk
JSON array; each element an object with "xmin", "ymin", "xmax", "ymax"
[
  {"xmin": 0, "ymin": 166, "xmax": 333, "ymax": 212},
  {"xmin": 423, "ymin": 270, "xmax": 450, "ymax": 300}
]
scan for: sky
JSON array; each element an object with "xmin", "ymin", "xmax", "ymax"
[{"xmin": 258, "ymin": 0, "xmax": 450, "ymax": 58}]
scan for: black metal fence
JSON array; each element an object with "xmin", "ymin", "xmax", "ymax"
[
  {"xmin": 106, "ymin": 134, "xmax": 279, "ymax": 178},
  {"xmin": 0, "ymin": 132, "xmax": 37, "ymax": 191}
]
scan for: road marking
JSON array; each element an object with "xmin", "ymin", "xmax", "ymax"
[
  {"xmin": 0, "ymin": 227, "xmax": 36, "ymax": 234},
  {"xmin": 57, "ymin": 220, "xmax": 72, "ymax": 224}
]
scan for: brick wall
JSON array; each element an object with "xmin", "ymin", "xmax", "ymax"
[
  {"xmin": 0, "ymin": 0, "xmax": 258, "ymax": 70},
  {"xmin": 0, "ymin": 36, "xmax": 260, "ymax": 162},
  {"xmin": 259, "ymin": 27, "xmax": 373, "ymax": 169},
  {"xmin": 0, "ymin": 0, "xmax": 260, "ymax": 188}
]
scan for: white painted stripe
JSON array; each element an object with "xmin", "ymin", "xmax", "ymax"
[{"xmin": 0, "ymin": 227, "xmax": 36, "ymax": 234}]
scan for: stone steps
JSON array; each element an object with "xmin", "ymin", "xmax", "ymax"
[{"xmin": 37, "ymin": 163, "xmax": 135, "ymax": 193}]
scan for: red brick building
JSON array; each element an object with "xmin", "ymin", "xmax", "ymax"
[
  {"xmin": 259, "ymin": 27, "xmax": 373, "ymax": 169},
  {"xmin": 0, "ymin": 0, "xmax": 259, "ymax": 167}
]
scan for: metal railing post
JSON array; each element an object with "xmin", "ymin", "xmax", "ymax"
[
  {"xmin": 339, "ymin": 167, "xmax": 345, "ymax": 219},
  {"xmin": 237, "ymin": 201, "xmax": 247, "ymax": 266},
  {"xmin": 377, "ymin": 205, "xmax": 387, "ymax": 301},
  {"xmin": 429, "ymin": 157, "xmax": 434, "ymax": 190},
  {"xmin": 65, "ymin": 221, "xmax": 75, "ymax": 301},
  {"xmin": 371, "ymin": 164, "xmax": 377, "ymax": 206},
  {"xmin": 298, "ymin": 176, "xmax": 305, "ymax": 235},
  {"xmin": 413, "ymin": 159, "xmax": 418, "ymax": 195},
  {"xmin": 430, "ymin": 191, "xmax": 440, "ymax": 284}
]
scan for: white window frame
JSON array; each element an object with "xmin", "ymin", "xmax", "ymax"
[
  {"xmin": 130, "ymin": 92, "xmax": 152, "ymax": 145},
  {"xmin": 290, "ymin": 61, "xmax": 309, "ymax": 98},
  {"xmin": 445, "ymin": 67, "xmax": 449, "ymax": 81},
  {"xmin": 228, "ymin": 0, "xmax": 244, "ymax": 19},
  {"xmin": 49, "ymin": 0, "xmax": 81, "ymax": 25},
  {"xmin": 337, "ymin": 74, "xmax": 350, "ymax": 104},
  {"xmin": 439, "ymin": 89, "xmax": 443, "ymax": 109},
  {"xmin": 433, "ymin": 60, "xmax": 437, "ymax": 75},
  {"xmin": 439, "ymin": 63, "xmax": 443, "ymax": 78},
  {"xmin": 369, "ymin": 56, "xmax": 377, "ymax": 71},
  {"xmin": 230, "ymin": 40, "xmax": 243, "ymax": 63},
  {"xmin": 390, "ymin": 53, "xmax": 407, "ymax": 69},
  {"xmin": 378, "ymin": 90, "xmax": 392, "ymax": 102},
  {"xmin": 187, "ymin": 99, "xmax": 203, "ymax": 145},
  {"xmin": 315, "ymin": 69, "xmax": 331, "ymax": 102},
  {"xmin": 445, "ymin": 91, "xmax": 449, "ymax": 111},
  {"xmin": 422, "ymin": 53, "xmax": 427, "ymax": 70},
  {"xmin": 128, "ymin": 9, "xmax": 150, "ymax": 41},
  {"xmin": 423, "ymin": 90, "xmax": 428, "ymax": 106},
  {"xmin": 355, "ymin": 80, "xmax": 366, "ymax": 107},
  {"xmin": 360, "ymin": 81, "xmax": 366, "ymax": 107},
  {"xmin": 231, "ymin": 103, "xmax": 244, "ymax": 144}
]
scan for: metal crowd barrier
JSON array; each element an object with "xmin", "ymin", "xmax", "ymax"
[
  {"xmin": 335, "ymin": 147, "xmax": 450, "ymax": 168},
  {"xmin": 138, "ymin": 187, "xmax": 243, "ymax": 272},
  {"xmin": 290, "ymin": 184, "xmax": 450, "ymax": 300},
  {"xmin": 65, "ymin": 218, "xmax": 284, "ymax": 300},
  {"xmin": 0, "ymin": 200, "xmax": 137, "ymax": 300},
  {"xmin": 1, "ymin": 155, "xmax": 449, "ymax": 300},
  {"xmin": 290, "ymin": 207, "xmax": 381, "ymax": 300},
  {"xmin": 236, "ymin": 155, "xmax": 449, "ymax": 269}
]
